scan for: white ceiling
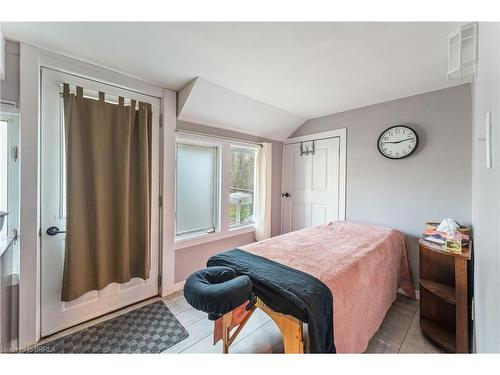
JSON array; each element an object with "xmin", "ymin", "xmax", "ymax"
[
  {"xmin": 3, "ymin": 22, "xmax": 469, "ymax": 136},
  {"xmin": 178, "ymin": 77, "xmax": 305, "ymax": 140}
]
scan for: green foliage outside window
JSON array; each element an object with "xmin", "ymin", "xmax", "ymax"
[{"xmin": 229, "ymin": 148, "xmax": 256, "ymax": 226}]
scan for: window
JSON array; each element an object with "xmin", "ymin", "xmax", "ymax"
[
  {"xmin": 0, "ymin": 113, "xmax": 20, "ymax": 274},
  {"xmin": 229, "ymin": 146, "xmax": 257, "ymax": 228},
  {"xmin": 0, "ymin": 115, "xmax": 19, "ymax": 240},
  {"xmin": 176, "ymin": 143, "xmax": 218, "ymax": 238},
  {"xmin": 174, "ymin": 133, "xmax": 260, "ymax": 245}
]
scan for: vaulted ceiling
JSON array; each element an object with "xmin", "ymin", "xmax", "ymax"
[{"xmin": 2, "ymin": 22, "xmax": 469, "ymax": 140}]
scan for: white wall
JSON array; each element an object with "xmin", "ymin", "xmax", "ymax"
[
  {"xmin": 471, "ymin": 22, "xmax": 500, "ymax": 353},
  {"xmin": 291, "ymin": 84, "xmax": 473, "ymax": 287}
]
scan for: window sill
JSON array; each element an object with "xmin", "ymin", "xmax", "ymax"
[{"xmin": 174, "ymin": 225, "xmax": 255, "ymax": 251}]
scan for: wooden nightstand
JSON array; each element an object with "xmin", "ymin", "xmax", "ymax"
[{"xmin": 418, "ymin": 238, "xmax": 472, "ymax": 353}]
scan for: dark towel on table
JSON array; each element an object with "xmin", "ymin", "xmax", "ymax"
[{"xmin": 207, "ymin": 248, "xmax": 335, "ymax": 353}]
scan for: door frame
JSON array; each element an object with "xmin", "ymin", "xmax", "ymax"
[
  {"xmin": 18, "ymin": 45, "xmax": 177, "ymax": 348},
  {"xmin": 39, "ymin": 68, "xmax": 162, "ymax": 336},
  {"xmin": 281, "ymin": 128, "xmax": 347, "ymax": 234}
]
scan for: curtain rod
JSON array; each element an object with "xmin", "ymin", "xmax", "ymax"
[{"xmin": 175, "ymin": 129, "xmax": 263, "ymax": 147}]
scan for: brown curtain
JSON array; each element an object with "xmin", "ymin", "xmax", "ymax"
[{"xmin": 61, "ymin": 83, "xmax": 152, "ymax": 302}]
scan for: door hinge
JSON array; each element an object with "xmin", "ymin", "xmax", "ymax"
[
  {"xmin": 11, "ymin": 146, "xmax": 18, "ymax": 162},
  {"xmin": 158, "ymin": 275, "xmax": 162, "ymax": 289},
  {"xmin": 159, "ymin": 114, "xmax": 163, "ymax": 127},
  {"xmin": 159, "ymin": 194, "xmax": 163, "ymax": 207}
]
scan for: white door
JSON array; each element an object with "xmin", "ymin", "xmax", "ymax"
[
  {"xmin": 282, "ymin": 137, "xmax": 343, "ymax": 233},
  {"xmin": 40, "ymin": 68, "xmax": 161, "ymax": 336}
]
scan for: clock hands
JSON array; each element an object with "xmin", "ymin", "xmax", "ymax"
[
  {"xmin": 382, "ymin": 137, "xmax": 415, "ymax": 144},
  {"xmin": 379, "ymin": 127, "xmax": 418, "ymax": 159}
]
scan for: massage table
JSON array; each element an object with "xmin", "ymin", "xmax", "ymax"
[{"xmin": 185, "ymin": 221, "xmax": 415, "ymax": 354}]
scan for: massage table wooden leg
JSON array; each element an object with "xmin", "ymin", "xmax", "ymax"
[
  {"xmin": 221, "ymin": 298, "xmax": 305, "ymax": 354},
  {"xmin": 278, "ymin": 317, "xmax": 304, "ymax": 354},
  {"xmin": 256, "ymin": 299, "xmax": 304, "ymax": 354},
  {"xmin": 221, "ymin": 307, "xmax": 257, "ymax": 353},
  {"xmin": 222, "ymin": 312, "xmax": 232, "ymax": 354}
]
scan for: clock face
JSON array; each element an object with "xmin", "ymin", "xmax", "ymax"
[{"xmin": 377, "ymin": 126, "xmax": 419, "ymax": 159}]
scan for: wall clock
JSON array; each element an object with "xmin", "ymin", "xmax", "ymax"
[{"xmin": 377, "ymin": 125, "xmax": 419, "ymax": 159}]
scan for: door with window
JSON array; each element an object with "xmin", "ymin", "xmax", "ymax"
[
  {"xmin": 40, "ymin": 68, "xmax": 161, "ymax": 336},
  {"xmin": 282, "ymin": 136, "xmax": 345, "ymax": 233}
]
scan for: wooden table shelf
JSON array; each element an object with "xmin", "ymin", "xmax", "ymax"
[
  {"xmin": 420, "ymin": 317, "xmax": 456, "ymax": 353},
  {"xmin": 419, "ymin": 278, "xmax": 456, "ymax": 305},
  {"xmin": 419, "ymin": 238, "xmax": 472, "ymax": 353}
]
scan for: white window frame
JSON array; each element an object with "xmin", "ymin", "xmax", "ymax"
[
  {"xmin": 175, "ymin": 139, "xmax": 221, "ymax": 239},
  {"xmin": 174, "ymin": 132, "xmax": 259, "ymax": 250},
  {"xmin": 0, "ymin": 112, "xmax": 20, "ymax": 243}
]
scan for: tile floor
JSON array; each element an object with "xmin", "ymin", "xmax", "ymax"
[
  {"xmin": 37, "ymin": 292, "xmax": 444, "ymax": 354},
  {"xmin": 162, "ymin": 291, "xmax": 444, "ymax": 354}
]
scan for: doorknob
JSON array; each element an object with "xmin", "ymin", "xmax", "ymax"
[
  {"xmin": 46, "ymin": 226, "xmax": 66, "ymax": 236},
  {"xmin": 281, "ymin": 192, "xmax": 291, "ymax": 198}
]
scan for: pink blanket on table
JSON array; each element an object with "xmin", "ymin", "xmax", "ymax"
[{"xmin": 240, "ymin": 221, "xmax": 415, "ymax": 353}]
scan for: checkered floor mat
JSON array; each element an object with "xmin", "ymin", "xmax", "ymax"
[{"xmin": 36, "ymin": 301, "xmax": 189, "ymax": 353}]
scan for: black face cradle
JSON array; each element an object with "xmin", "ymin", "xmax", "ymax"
[{"xmin": 183, "ymin": 266, "xmax": 253, "ymax": 321}]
